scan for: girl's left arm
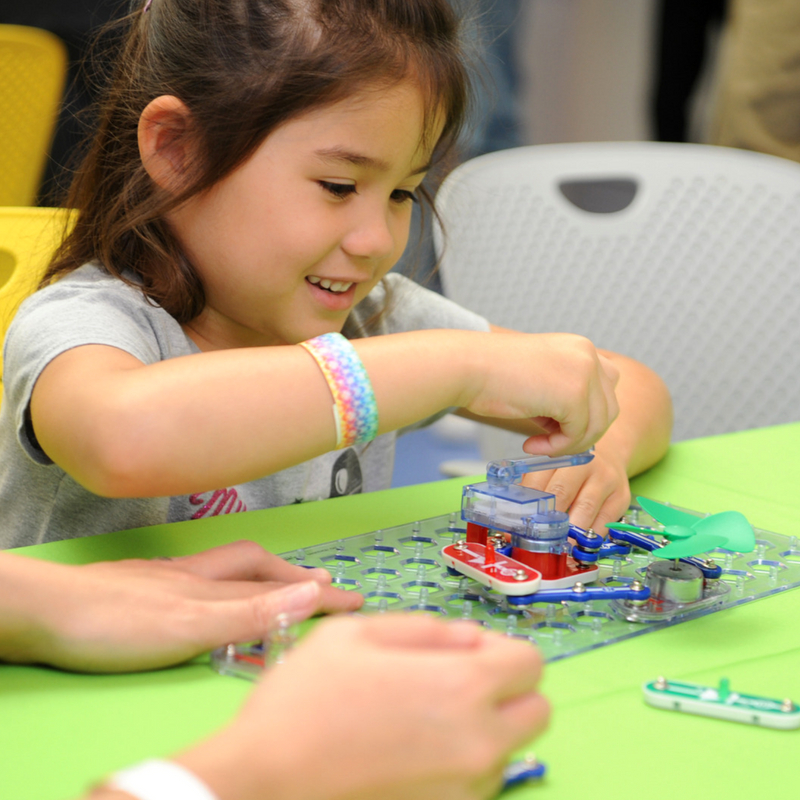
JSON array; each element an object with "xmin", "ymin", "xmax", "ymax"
[{"xmin": 457, "ymin": 326, "xmax": 673, "ymax": 533}]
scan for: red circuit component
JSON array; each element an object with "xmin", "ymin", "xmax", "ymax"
[
  {"xmin": 466, "ymin": 522, "xmax": 489, "ymax": 545},
  {"xmin": 442, "ymin": 542, "xmax": 542, "ymax": 595},
  {"xmin": 510, "ymin": 547, "xmax": 598, "ymax": 586},
  {"xmin": 511, "ymin": 548, "xmax": 568, "ymax": 579}
]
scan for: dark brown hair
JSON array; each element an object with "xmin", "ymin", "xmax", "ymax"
[{"xmin": 44, "ymin": 0, "xmax": 471, "ymax": 323}]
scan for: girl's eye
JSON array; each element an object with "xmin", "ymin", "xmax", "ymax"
[
  {"xmin": 320, "ymin": 181, "xmax": 357, "ymax": 199},
  {"xmin": 390, "ymin": 189, "xmax": 418, "ymax": 205}
]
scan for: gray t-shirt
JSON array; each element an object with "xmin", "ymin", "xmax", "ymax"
[{"xmin": 0, "ymin": 264, "xmax": 488, "ymax": 548}]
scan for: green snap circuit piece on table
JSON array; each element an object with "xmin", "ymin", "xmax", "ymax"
[{"xmin": 643, "ymin": 677, "xmax": 800, "ymax": 729}]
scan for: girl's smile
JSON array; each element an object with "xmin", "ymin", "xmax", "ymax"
[
  {"xmin": 167, "ymin": 80, "xmax": 438, "ymax": 351},
  {"xmin": 305, "ymin": 276, "xmax": 358, "ymax": 311}
]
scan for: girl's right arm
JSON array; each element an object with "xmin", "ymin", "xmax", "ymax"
[{"xmin": 30, "ymin": 329, "xmax": 618, "ymax": 498}]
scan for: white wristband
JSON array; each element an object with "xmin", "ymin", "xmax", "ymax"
[{"xmin": 108, "ymin": 759, "xmax": 220, "ymax": 800}]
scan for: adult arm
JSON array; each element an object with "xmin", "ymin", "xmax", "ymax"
[
  {"xmin": 86, "ymin": 615, "xmax": 550, "ymax": 800},
  {"xmin": 0, "ymin": 541, "xmax": 361, "ymax": 672}
]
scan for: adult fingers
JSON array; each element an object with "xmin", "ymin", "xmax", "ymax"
[
  {"xmin": 315, "ymin": 584, "xmax": 365, "ymax": 614},
  {"xmin": 194, "ymin": 581, "xmax": 326, "ymax": 648},
  {"xmin": 167, "ymin": 540, "xmax": 333, "ymax": 585},
  {"xmin": 471, "ymin": 763, "xmax": 509, "ymax": 800},
  {"xmin": 169, "ymin": 579, "xmax": 293, "ymax": 599},
  {"xmin": 357, "ymin": 614, "xmax": 484, "ymax": 651},
  {"xmin": 496, "ymin": 691, "xmax": 551, "ymax": 752},
  {"xmin": 472, "ymin": 634, "xmax": 545, "ymax": 701},
  {"xmin": 167, "ymin": 577, "xmax": 363, "ymax": 614}
]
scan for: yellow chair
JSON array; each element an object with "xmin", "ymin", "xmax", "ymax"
[
  {"xmin": 0, "ymin": 207, "xmax": 73, "ymax": 406},
  {"xmin": 0, "ymin": 25, "xmax": 68, "ymax": 206}
]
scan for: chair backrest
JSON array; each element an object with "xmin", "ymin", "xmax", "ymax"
[
  {"xmin": 0, "ymin": 25, "xmax": 67, "ymax": 206},
  {"xmin": 0, "ymin": 207, "xmax": 73, "ymax": 397},
  {"xmin": 435, "ymin": 142, "xmax": 800, "ymax": 442}
]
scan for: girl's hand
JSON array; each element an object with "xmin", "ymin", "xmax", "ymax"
[
  {"xmin": 0, "ymin": 541, "xmax": 362, "ymax": 673},
  {"xmin": 469, "ymin": 334, "xmax": 672, "ymax": 535},
  {"xmin": 462, "ymin": 331, "xmax": 620, "ymax": 457},
  {"xmin": 520, "ymin": 443, "xmax": 632, "ymax": 534},
  {"xmin": 174, "ymin": 615, "xmax": 550, "ymax": 800}
]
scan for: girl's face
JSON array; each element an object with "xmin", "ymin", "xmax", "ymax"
[{"xmin": 170, "ymin": 80, "xmax": 439, "ymax": 350}]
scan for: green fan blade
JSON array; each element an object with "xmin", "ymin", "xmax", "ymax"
[
  {"xmin": 636, "ymin": 497, "xmax": 702, "ymax": 529},
  {"xmin": 606, "ymin": 522, "xmax": 656, "ymax": 534},
  {"xmin": 653, "ymin": 534, "xmax": 727, "ymax": 560},
  {"xmin": 661, "ymin": 525, "xmax": 695, "ymax": 540},
  {"xmin": 693, "ymin": 511, "xmax": 756, "ymax": 553}
]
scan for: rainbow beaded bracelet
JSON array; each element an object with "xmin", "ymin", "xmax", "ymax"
[{"xmin": 299, "ymin": 332, "xmax": 379, "ymax": 450}]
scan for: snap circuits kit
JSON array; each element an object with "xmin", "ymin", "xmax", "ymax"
[{"xmin": 212, "ymin": 450, "xmax": 800, "ymax": 678}]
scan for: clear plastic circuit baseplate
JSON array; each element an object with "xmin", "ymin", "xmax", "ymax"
[{"xmin": 211, "ymin": 499, "xmax": 800, "ymax": 676}]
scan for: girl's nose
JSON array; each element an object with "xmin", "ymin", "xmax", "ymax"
[{"xmin": 341, "ymin": 207, "xmax": 396, "ymax": 261}]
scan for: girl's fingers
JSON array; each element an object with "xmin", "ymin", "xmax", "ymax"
[
  {"xmin": 561, "ymin": 461, "xmax": 630, "ymax": 533},
  {"xmin": 567, "ymin": 355, "xmax": 618, "ymax": 453},
  {"xmin": 529, "ymin": 416, "xmax": 560, "ymax": 436},
  {"xmin": 578, "ymin": 486, "xmax": 631, "ymax": 535},
  {"xmin": 520, "ymin": 457, "xmax": 632, "ymax": 533},
  {"xmin": 545, "ymin": 466, "xmax": 591, "ymax": 517},
  {"xmin": 519, "ymin": 468, "xmax": 555, "ymax": 493},
  {"xmin": 524, "ymin": 467, "xmax": 585, "ymax": 517},
  {"xmin": 598, "ymin": 353, "xmax": 621, "ymax": 387},
  {"xmin": 520, "ymin": 432, "xmax": 559, "ymax": 457}
]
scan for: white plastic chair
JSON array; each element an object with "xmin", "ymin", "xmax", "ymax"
[{"xmin": 434, "ymin": 141, "xmax": 800, "ymax": 456}]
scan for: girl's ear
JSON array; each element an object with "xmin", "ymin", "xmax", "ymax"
[{"xmin": 138, "ymin": 95, "xmax": 194, "ymax": 192}]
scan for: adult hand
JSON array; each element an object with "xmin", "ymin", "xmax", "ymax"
[
  {"xmin": 174, "ymin": 614, "xmax": 550, "ymax": 800},
  {"xmin": 0, "ymin": 540, "xmax": 362, "ymax": 672}
]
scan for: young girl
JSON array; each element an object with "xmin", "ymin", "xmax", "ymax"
[{"xmin": 0, "ymin": 0, "xmax": 672, "ymax": 549}]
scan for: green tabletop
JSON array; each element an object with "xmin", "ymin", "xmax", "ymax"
[{"xmin": 3, "ymin": 423, "xmax": 800, "ymax": 799}]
